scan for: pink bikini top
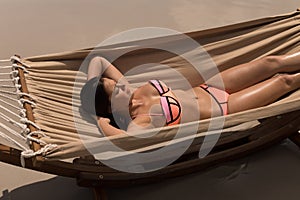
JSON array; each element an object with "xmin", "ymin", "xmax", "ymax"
[{"xmin": 148, "ymin": 80, "xmax": 182, "ymax": 126}]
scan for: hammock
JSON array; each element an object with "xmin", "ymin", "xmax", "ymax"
[{"xmin": 0, "ymin": 9, "xmax": 300, "ymax": 188}]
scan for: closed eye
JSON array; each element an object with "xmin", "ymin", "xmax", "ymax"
[
  {"xmin": 114, "ymin": 86, "xmax": 120, "ymax": 94},
  {"xmin": 116, "ymin": 83, "xmax": 126, "ymax": 90}
]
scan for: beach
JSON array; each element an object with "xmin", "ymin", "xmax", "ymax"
[{"xmin": 0, "ymin": 0, "xmax": 300, "ymax": 199}]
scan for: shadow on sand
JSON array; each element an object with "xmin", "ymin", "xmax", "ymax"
[
  {"xmin": 0, "ymin": 176, "xmax": 93, "ymax": 200},
  {"xmin": 1, "ymin": 140, "xmax": 299, "ymax": 200}
]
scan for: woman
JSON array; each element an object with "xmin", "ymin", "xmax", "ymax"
[{"xmin": 80, "ymin": 53, "xmax": 300, "ymax": 136}]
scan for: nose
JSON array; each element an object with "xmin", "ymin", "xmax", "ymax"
[
  {"xmin": 116, "ymin": 83, "xmax": 125, "ymax": 90},
  {"xmin": 116, "ymin": 83, "xmax": 132, "ymax": 94}
]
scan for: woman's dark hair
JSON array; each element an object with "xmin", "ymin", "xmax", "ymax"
[
  {"xmin": 80, "ymin": 77, "xmax": 120, "ymax": 128},
  {"xmin": 80, "ymin": 77, "xmax": 110, "ymax": 117}
]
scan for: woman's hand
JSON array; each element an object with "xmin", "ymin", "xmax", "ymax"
[
  {"xmin": 97, "ymin": 117, "xmax": 125, "ymax": 136},
  {"xmin": 98, "ymin": 117, "xmax": 111, "ymax": 125}
]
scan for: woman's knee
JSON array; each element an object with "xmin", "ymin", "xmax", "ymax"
[
  {"xmin": 274, "ymin": 74, "xmax": 294, "ymax": 89},
  {"xmin": 260, "ymin": 55, "xmax": 283, "ymax": 71}
]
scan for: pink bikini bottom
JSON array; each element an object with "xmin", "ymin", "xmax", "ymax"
[{"xmin": 200, "ymin": 84, "xmax": 229, "ymax": 115}]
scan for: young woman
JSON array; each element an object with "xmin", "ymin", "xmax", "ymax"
[{"xmin": 80, "ymin": 52, "xmax": 300, "ymax": 136}]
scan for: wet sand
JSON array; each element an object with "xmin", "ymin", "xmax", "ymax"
[{"xmin": 0, "ymin": 0, "xmax": 299, "ymax": 199}]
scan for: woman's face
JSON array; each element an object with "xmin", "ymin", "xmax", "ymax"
[{"xmin": 101, "ymin": 77, "xmax": 132, "ymax": 112}]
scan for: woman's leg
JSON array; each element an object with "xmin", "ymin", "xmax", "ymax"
[
  {"xmin": 207, "ymin": 52, "xmax": 300, "ymax": 93},
  {"xmin": 227, "ymin": 73, "xmax": 300, "ymax": 114}
]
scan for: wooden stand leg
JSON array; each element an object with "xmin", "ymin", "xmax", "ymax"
[
  {"xmin": 289, "ymin": 131, "xmax": 300, "ymax": 148},
  {"xmin": 92, "ymin": 187, "xmax": 108, "ymax": 200}
]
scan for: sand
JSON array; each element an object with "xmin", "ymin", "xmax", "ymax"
[{"xmin": 0, "ymin": 0, "xmax": 299, "ymax": 199}]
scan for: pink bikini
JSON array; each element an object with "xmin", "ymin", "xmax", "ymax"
[
  {"xmin": 149, "ymin": 80, "xmax": 182, "ymax": 126},
  {"xmin": 200, "ymin": 84, "xmax": 229, "ymax": 115},
  {"xmin": 135, "ymin": 80, "xmax": 229, "ymax": 126}
]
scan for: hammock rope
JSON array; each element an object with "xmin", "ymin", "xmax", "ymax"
[
  {"xmin": 10, "ymin": 55, "xmax": 31, "ymax": 68},
  {"xmin": 0, "ymin": 131, "xmax": 28, "ymax": 150},
  {"xmin": 26, "ymin": 131, "xmax": 49, "ymax": 145},
  {"xmin": 0, "ymin": 56, "xmax": 55, "ymax": 166},
  {"xmin": 0, "ymin": 59, "xmax": 11, "ymax": 63},
  {"xmin": 0, "ymin": 104, "xmax": 27, "ymax": 127},
  {"xmin": 0, "ymin": 97, "xmax": 26, "ymax": 114},
  {"xmin": 0, "ymin": 71, "xmax": 19, "ymax": 78},
  {"xmin": 20, "ymin": 143, "xmax": 58, "ymax": 167}
]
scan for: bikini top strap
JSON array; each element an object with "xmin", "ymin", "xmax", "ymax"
[{"xmin": 149, "ymin": 79, "xmax": 170, "ymax": 95}]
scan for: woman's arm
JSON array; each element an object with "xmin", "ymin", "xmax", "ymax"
[
  {"xmin": 97, "ymin": 116, "xmax": 153, "ymax": 137},
  {"xmin": 87, "ymin": 56, "xmax": 124, "ymax": 82},
  {"xmin": 97, "ymin": 117, "xmax": 125, "ymax": 136}
]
